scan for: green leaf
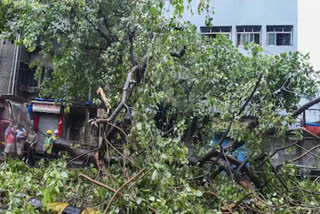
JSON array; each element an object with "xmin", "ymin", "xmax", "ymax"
[{"xmin": 151, "ymin": 170, "xmax": 158, "ymax": 180}]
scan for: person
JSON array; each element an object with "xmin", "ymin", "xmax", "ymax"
[
  {"xmin": 4, "ymin": 123, "xmax": 11, "ymax": 144},
  {"xmin": 4, "ymin": 123, "xmax": 16, "ymax": 163},
  {"xmin": 16, "ymin": 125, "xmax": 27, "ymax": 159},
  {"xmin": 53, "ymin": 129, "xmax": 59, "ymax": 141},
  {"xmin": 52, "ymin": 130, "xmax": 59, "ymax": 155},
  {"xmin": 25, "ymin": 130, "xmax": 38, "ymax": 167},
  {"xmin": 43, "ymin": 130, "xmax": 54, "ymax": 158}
]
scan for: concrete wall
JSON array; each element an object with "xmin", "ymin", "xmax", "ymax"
[
  {"xmin": 0, "ymin": 40, "xmax": 17, "ymax": 95},
  {"xmin": 0, "ymin": 39, "xmax": 40, "ymax": 101},
  {"xmin": 269, "ymin": 137, "xmax": 320, "ymax": 171}
]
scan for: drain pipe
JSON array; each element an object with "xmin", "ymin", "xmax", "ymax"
[
  {"xmin": 8, "ymin": 39, "xmax": 17, "ymax": 94},
  {"xmin": 10, "ymin": 34, "xmax": 20, "ymax": 95}
]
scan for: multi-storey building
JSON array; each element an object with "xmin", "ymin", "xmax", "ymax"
[
  {"xmin": 165, "ymin": 0, "xmax": 320, "ymax": 122},
  {"xmin": 0, "ymin": 40, "xmax": 43, "ymax": 101},
  {"xmin": 166, "ymin": 0, "xmax": 320, "ymax": 67}
]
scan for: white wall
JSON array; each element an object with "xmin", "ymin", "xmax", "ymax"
[
  {"xmin": 297, "ymin": 1, "xmax": 320, "ymax": 121},
  {"xmin": 298, "ymin": 0, "xmax": 320, "ymax": 71},
  {"xmin": 165, "ymin": 0, "xmax": 298, "ymax": 55}
]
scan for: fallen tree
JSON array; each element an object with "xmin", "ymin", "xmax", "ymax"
[{"xmin": 1, "ymin": 0, "xmax": 320, "ymax": 213}]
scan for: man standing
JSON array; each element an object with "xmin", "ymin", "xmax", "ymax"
[
  {"xmin": 25, "ymin": 130, "xmax": 38, "ymax": 167},
  {"xmin": 53, "ymin": 130, "xmax": 59, "ymax": 141},
  {"xmin": 4, "ymin": 123, "xmax": 16, "ymax": 163},
  {"xmin": 16, "ymin": 125, "xmax": 27, "ymax": 159},
  {"xmin": 52, "ymin": 130, "xmax": 59, "ymax": 156},
  {"xmin": 43, "ymin": 130, "xmax": 54, "ymax": 158}
]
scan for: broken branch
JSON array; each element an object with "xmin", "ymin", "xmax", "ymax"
[
  {"xmin": 67, "ymin": 147, "xmax": 100, "ymax": 166},
  {"xmin": 198, "ymin": 122, "xmax": 232, "ymax": 166},
  {"xmin": 79, "ymin": 173, "xmax": 116, "ymax": 193},
  {"xmin": 97, "ymin": 87, "xmax": 111, "ymax": 114},
  {"xmin": 292, "ymin": 97, "xmax": 320, "ymax": 118},
  {"xmin": 195, "ymin": 73, "xmax": 263, "ymax": 167},
  {"xmin": 95, "ymin": 65, "xmax": 139, "ymax": 124},
  {"xmin": 104, "ymin": 168, "xmax": 147, "ymax": 214},
  {"xmin": 277, "ymin": 144, "xmax": 320, "ymax": 167},
  {"xmin": 239, "ymin": 72, "xmax": 263, "ymax": 115},
  {"xmin": 272, "ymin": 73, "xmax": 292, "ymax": 96},
  {"xmin": 128, "ymin": 29, "xmax": 137, "ymax": 66}
]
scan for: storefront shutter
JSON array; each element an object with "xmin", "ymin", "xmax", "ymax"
[{"xmin": 36, "ymin": 113, "xmax": 59, "ymax": 151}]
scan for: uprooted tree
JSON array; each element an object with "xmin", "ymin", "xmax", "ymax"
[{"xmin": 1, "ymin": 0, "xmax": 320, "ymax": 213}]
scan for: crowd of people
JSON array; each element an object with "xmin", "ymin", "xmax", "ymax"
[{"xmin": 3, "ymin": 122, "xmax": 59, "ymax": 167}]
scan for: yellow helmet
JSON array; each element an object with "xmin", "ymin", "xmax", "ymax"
[{"xmin": 46, "ymin": 130, "xmax": 53, "ymax": 135}]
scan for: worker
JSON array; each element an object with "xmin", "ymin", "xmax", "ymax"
[
  {"xmin": 52, "ymin": 129, "xmax": 59, "ymax": 156},
  {"xmin": 53, "ymin": 129, "xmax": 59, "ymax": 141},
  {"xmin": 43, "ymin": 130, "xmax": 54, "ymax": 158},
  {"xmin": 25, "ymin": 130, "xmax": 38, "ymax": 167},
  {"xmin": 4, "ymin": 123, "xmax": 16, "ymax": 163}
]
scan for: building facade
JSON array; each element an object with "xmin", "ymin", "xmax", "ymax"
[
  {"xmin": 170, "ymin": 0, "xmax": 298, "ymax": 55},
  {"xmin": 165, "ymin": 0, "xmax": 320, "ymax": 122},
  {"xmin": 0, "ymin": 38, "xmax": 47, "ymax": 102},
  {"xmin": 0, "ymin": 41, "xmax": 19, "ymax": 96},
  {"xmin": 166, "ymin": 0, "xmax": 320, "ymax": 69},
  {"xmin": 29, "ymin": 99, "xmax": 99, "ymax": 149}
]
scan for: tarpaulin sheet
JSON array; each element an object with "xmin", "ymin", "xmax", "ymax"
[
  {"xmin": 305, "ymin": 122, "xmax": 320, "ymax": 136},
  {"xmin": 7, "ymin": 100, "xmax": 31, "ymax": 127}
]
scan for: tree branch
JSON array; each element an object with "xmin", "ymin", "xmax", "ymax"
[
  {"xmin": 96, "ymin": 27, "xmax": 116, "ymax": 45},
  {"xmin": 94, "ymin": 65, "xmax": 139, "ymax": 124},
  {"xmin": 210, "ymin": 155, "xmax": 261, "ymax": 190},
  {"xmin": 128, "ymin": 29, "xmax": 137, "ymax": 66},
  {"xmin": 170, "ymin": 46, "xmax": 186, "ymax": 58},
  {"xmin": 194, "ymin": 73, "xmax": 263, "ymax": 167},
  {"xmin": 104, "ymin": 168, "xmax": 147, "ymax": 214},
  {"xmin": 198, "ymin": 123, "xmax": 232, "ymax": 166},
  {"xmin": 97, "ymin": 87, "xmax": 111, "ymax": 114},
  {"xmin": 272, "ymin": 73, "xmax": 292, "ymax": 96},
  {"xmin": 67, "ymin": 147, "xmax": 100, "ymax": 166},
  {"xmin": 239, "ymin": 72, "xmax": 263, "ymax": 115},
  {"xmin": 79, "ymin": 173, "xmax": 116, "ymax": 193},
  {"xmin": 292, "ymin": 97, "xmax": 320, "ymax": 118},
  {"xmin": 277, "ymin": 144, "xmax": 320, "ymax": 168},
  {"xmin": 83, "ymin": 11, "xmax": 117, "ymax": 45},
  {"xmin": 271, "ymin": 164, "xmax": 289, "ymax": 191},
  {"xmin": 257, "ymin": 141, "xmax": 298, "ymax": 168}
]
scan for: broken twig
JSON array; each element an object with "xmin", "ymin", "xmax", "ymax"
[
  {"xmin": 79, "ymin": 173, "xmax": 116, "ymax": 193},
  {"xmin": 104, "ymin": 168, "xmax": 147, "ymax": 214}
]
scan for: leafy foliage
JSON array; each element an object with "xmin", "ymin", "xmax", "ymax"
[
  {"xmin": 0, "ymin": 0, "xmax": 320, "ymax": 213},
  {"xmin": 1, "ymin": 159, "xmax": 320, "ymax": 213}
]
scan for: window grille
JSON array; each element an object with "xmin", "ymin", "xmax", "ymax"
[
  {"xmin": 267, "ymin": 25, "xmax": 293, "ymax": 46},
  {"xmin": 236, "ymin": 25, "xmax": 261, "ymax": 45},
  {"xmin": 200, "ymin": 26, "xmax": 232, "ymax": 39}
]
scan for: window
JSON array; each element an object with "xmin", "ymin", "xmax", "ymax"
[
  {"xmin": 200, "ymin": 26, "xmax": 232, "ymax": 39},
  {"xmin": 18, "ymin": 63, "xmax": 39, "ymax": 92},
  {"xmin": 267, "ymin": 25, "xmax": 293, "ymax": 46},
  {"xmin": 236, "ymin": 25, "xmax": 261, "ymax": 45},
  {"xmin": 18, "ymin": 63, "xmax": 45, "ymax": 92}
]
